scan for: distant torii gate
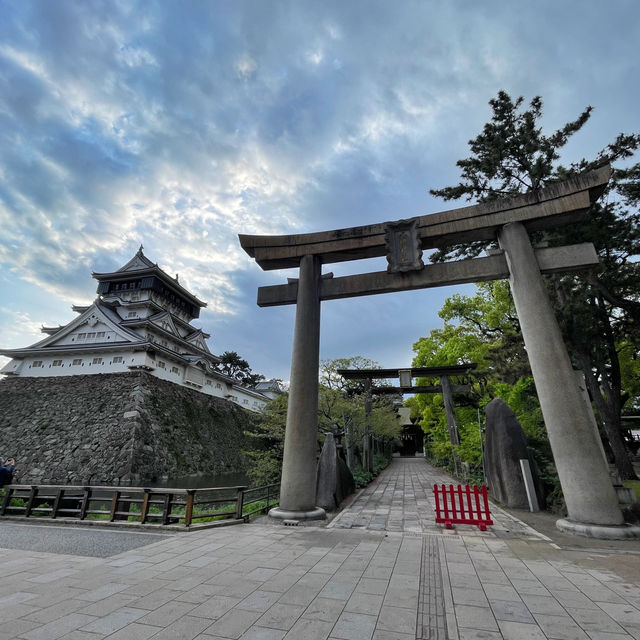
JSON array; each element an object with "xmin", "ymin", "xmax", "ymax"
[
  {"xmin": 337, "ymin": 364, "xmax": 477, "ymax": 473},
  {"xmin": 240, "ymin": 165, "xmax": 636, "ymax": 538}
]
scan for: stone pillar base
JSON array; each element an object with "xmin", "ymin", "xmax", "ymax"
[
  {"xmin": 556, "ymin": 518, "xmax": 640, "ymax": 540},
  {"xmin": 268, "ymin": 506, "xmax": 326, "ymax": 521}
]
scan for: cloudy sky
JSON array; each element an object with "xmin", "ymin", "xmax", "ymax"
[{"xmin": 1, "ymin": 1, "xmax": 638, "ymax": 381}]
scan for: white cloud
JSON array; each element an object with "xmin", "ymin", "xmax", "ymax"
[{"xmin": 0, "ymin": 0, "xmax": 638, "ymax": 378}]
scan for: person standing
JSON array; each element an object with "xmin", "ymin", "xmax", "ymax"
[{"xmin": 0, "ymin": 458, "xmax": 15, "ymax": 487}]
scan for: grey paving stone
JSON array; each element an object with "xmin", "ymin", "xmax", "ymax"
[
  {"xmin": 74, "ymin": 582, "xmax": 130, "ymax": 602},
  {"xmin": 137, "ymin": 600, "xmax": 198, "ymax": 627},
  {"xmin": 371, "ymin": 631, "xmax": 414, "ymax": 640},
  {"xmin": 130, "ymin": 587, "xmax": 183, "ymax": 610},
  {"xmin": 344, "ymin": 592, "xmax": 384, "ymax": 616},
  {"xmin": 382, "ymin": 586, "xmax": 418, "ymax": 609},
  {"xmin": 332, "ymin": 611, "xmax": 377, "ymax": 640},
  {"xmin": 24, "ymin": 598, "xmax": 87, "ymax": 624},
  {"xmin": 376, "ymin": 605, "xmax": 417, "ymax": 636},
  {"xmin": 21, "ymin": 613, "xmax": 98, "ymax": 640},
  {"xmin": 0, "ymin": 601, "xmax": 41, "ymax": 620},
  {"xmin": 206, "ymin": 609, "xmax": 262, "ymax": 639},
  {"xmin": 236, "ymin": 590, "xmax": 282, "ymax": 613},
  {"xmin": 454, "ymin": 605, "xmax": 499, "ymax": 632},
  {"xmin": 353, "ymin": 578, "xmax": 388, "ymax": 596},
  {"xmin": 56, "ymin": 632, "xmax": 107, "ymax": 640},
  {"xmin": 553, "ymin": 590, "xmax": 595, "ymax": 609},
  {"xmin": 452, "ymin": 587, "xmax": 489, "ymax": 607},
  {"xmin": 521, "ymin": 593, "xmax": 567, "ymax": 615},
  {"xmin": 189, "ymin": 596, "xmax": 243, "ymax": 620},
  {"xmin": 77, "ymin": 593, "xmax": 138, "ymax": 616},
  {"xmin": 241, "ymin": 627, "xmax": 286, "ymax": 640},
  {"xmin": 79, "ymin": 606, "xmax": 147, "ymax": 635},
  {"xmin": 283, "ymin": 618, "xmax": 333, "ymax": 639},
  {"xmin": 566, "ymin": 606, "xmax": 626, "ymax": 634},
  {"xmin": 511, "ymin": 580, "xmax": 551, "ymax": 596},
  {"xmin": 533, "ymin": 613, "xmax": 590, "ymax": 640},
  {"xmin": 246, "ymin": 568, "xmax": 280, "ymax": 582},
  {"xmin": 458, "ymin": 630, "xmax": 503, "ymax": 639},
  {"xmin": 303, "ymin": 596, "xmax": 346, "ymax": 623},
  {"xmin": 489, "ymin": 599, "xmax": 535, "ymax": 623},
  {"xmin": 497, "ymin": 619, "xmax": 548, "ymax": 639},
  {"xmin": 580, "ymin": 586, "xmax": 627, "ymax": 604},
  {"xmin": 175, "ymin": 583, "xmax": 229, "ymax": 604},
  {"xmin": 256, "ymin": 603, "xmax": 306, "ymax": 631},
  {"xmin": 99, "ymin": 622, "xmax": 162, "ymax": 639},
  {"xmin": 596, "ymin": 603, "xmax": 640, "ymax": 625}
]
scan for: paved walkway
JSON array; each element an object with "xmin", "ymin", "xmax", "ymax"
[{"xmin": 1, "ymin": 458, "xmax": 639, "ymax": 640}]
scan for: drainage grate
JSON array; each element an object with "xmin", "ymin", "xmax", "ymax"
[
  {"xmin": 417, "ymin": 535, "xmax": 448, "ymax": 639},
  {"xmin": 282, "ymin": 519, "xmax": 300, "ymax": 527}
]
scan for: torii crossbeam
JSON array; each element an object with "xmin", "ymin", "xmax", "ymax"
[{"xmin": 240, "ymin": 166, "xmax": 636, "ymax": 538}]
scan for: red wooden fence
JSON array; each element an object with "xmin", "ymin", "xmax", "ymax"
[{"xmin": 433, "ymin": 484, "xmax": 493, "ymax": 531}]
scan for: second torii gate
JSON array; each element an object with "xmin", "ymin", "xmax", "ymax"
[
  {"xmin": 337, "ymin": 364, "xmax": 477, "ymax": 472},
  {"xmin": 240, "ymin": 166, "xmax": 637, "ymax": 538}
]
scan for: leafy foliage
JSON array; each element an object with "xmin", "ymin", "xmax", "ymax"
[
  {"xmin": 243, "ymin": 393, "xmax": 287, "ymax": 486},
  {"xmin": 217, "ymin": 351, "xmax": 265, "ymax": 387},
  {"xmin": 244, "ymin": 357, "xmax": 402, "ymax": 486}
]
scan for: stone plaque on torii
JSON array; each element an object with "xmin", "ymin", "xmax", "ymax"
[
  {"xmin": 239, "ymin": 165, "xmax": 638, "ymax": 538},
  {"xmin": 337, "ymin": 364, "xmax": 477, "ymax": 475}
]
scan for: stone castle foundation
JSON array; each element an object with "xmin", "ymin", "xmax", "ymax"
[{"xmin": 0, "ymin": 372, "xmax": 253, "ymax": 486}]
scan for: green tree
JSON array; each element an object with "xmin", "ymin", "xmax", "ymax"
[
  {"xmin": 244, "ymin": 393, "xmax": 287, "ymax": 486},
  {"xmin": 319, "ymin": 358, "xmax": 400, "ymax": 465},
  {"xmin": 320, "ymin": 355, "xmax": 384, "ymax": 393},
  {"xmin": 244, "ymin": 357, "xmax": 402, "ymax": 485},
  {"xmin": 217, "ymin": 351, "xmax": 265, "ymax": 387},
  {"xmin": 429, "ymin": 91, "xmax": 640, "ymax": 479}
]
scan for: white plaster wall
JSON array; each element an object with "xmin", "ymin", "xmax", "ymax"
[{"xmin": 3, "ymin": 352, "xmax": 268, "ymax": 412}]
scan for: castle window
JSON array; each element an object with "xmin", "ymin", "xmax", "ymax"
[
  {"xmin": 112, "ymin": 356, "xmax": 123, "ymax": 364},
  {"xmin": 87, "ymin": 332, "xmax": 96, "ymax": 339},
  {"xmin": 92, "ymin": 357, "xmax": 103, "ymax": 365},
  {"xmin": 171, "ymin": 366, "xmax": 179, "ymax": 374},
  {"xmin": 205, "ymin": 380, "xmax": 212, "ymax": 386},
  {"xmin": 96, "ymin": 331, "xmax": 105, "ymax": 338},
  {"xmin": 243, "ymin": 399, "xmax": 249, "ymax": 405},
  {"xmin": 158, "ymin": 361, "xmax": 166, "ymax": 369},
  {"xmin": 72, "ymin": 359, "xmax": 82, "ymax": 366},
  {"xmin": 32, "ymin": 361, "xmax": 43, "ymax": 367},
  {"xmin": 52, "ymin": 360, "xmax": 62, "ymax": 366},
  {"xmin": 77, "ymin": 333, "xmax": 86, "ymax": 339},
  {"xmin": 216, "ymin": 383, "xmax": 222, "ymax": 389},
  {"xmin": 127, "ymin": 311, "xmax": 137, "ymax": 318}
]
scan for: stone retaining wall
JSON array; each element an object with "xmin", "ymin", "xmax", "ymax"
[{"xmin": 0, "ymin": 372, "xmax": 254, "ymax": 485}]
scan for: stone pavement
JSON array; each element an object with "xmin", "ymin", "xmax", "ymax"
[{"xmin": 0, "ymin": 458, "xmax": 639, "ymax": 640}]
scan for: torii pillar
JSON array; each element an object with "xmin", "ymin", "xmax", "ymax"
[
  {"xmin": 268, "ymin": 254, "xmax": 325, "ymax": 520},
  {"xmin": 498, "ymin": 223, "xmax": 624, "ymax": 535}
]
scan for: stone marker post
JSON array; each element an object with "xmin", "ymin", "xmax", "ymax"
[
  {"xmin": 498, "ymin": 222, "xmax": 625, "ymax": 534},
  {"xmin": 269, "ymin": 254, "xmax": 325, "ymax": 520}
]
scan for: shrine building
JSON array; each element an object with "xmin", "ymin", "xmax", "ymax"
[{"xmin": 0, "ymin": 247, "xmax": 273, "ymax": 412}]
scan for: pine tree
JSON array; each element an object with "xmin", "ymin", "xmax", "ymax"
[{"xmin": 430, "ymin": 91, "xmax": 640, "ymax": 479}]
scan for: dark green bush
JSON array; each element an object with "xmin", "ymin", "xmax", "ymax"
[{"xmin": 352, "ymin": 466, "xmax": 373, "ymax": 488}]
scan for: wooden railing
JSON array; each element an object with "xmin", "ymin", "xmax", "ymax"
[{"xmin": 0, "ymin": 482, "xmax": 280, "ymax": 528}]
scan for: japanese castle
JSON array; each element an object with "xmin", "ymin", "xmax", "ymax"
[{"xmin": 0, "ymin": 247, "xmax": 275, "ymax": 412}]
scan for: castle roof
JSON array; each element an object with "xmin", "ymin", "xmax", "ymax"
[{"xmin": 92, "ymin": 246, "xmax": 207, "ymax": 311}]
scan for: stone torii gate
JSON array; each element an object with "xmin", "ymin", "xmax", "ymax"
[{"xmin": 239, "ymin": 165, "xmax": 637, "ymax": 538}]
